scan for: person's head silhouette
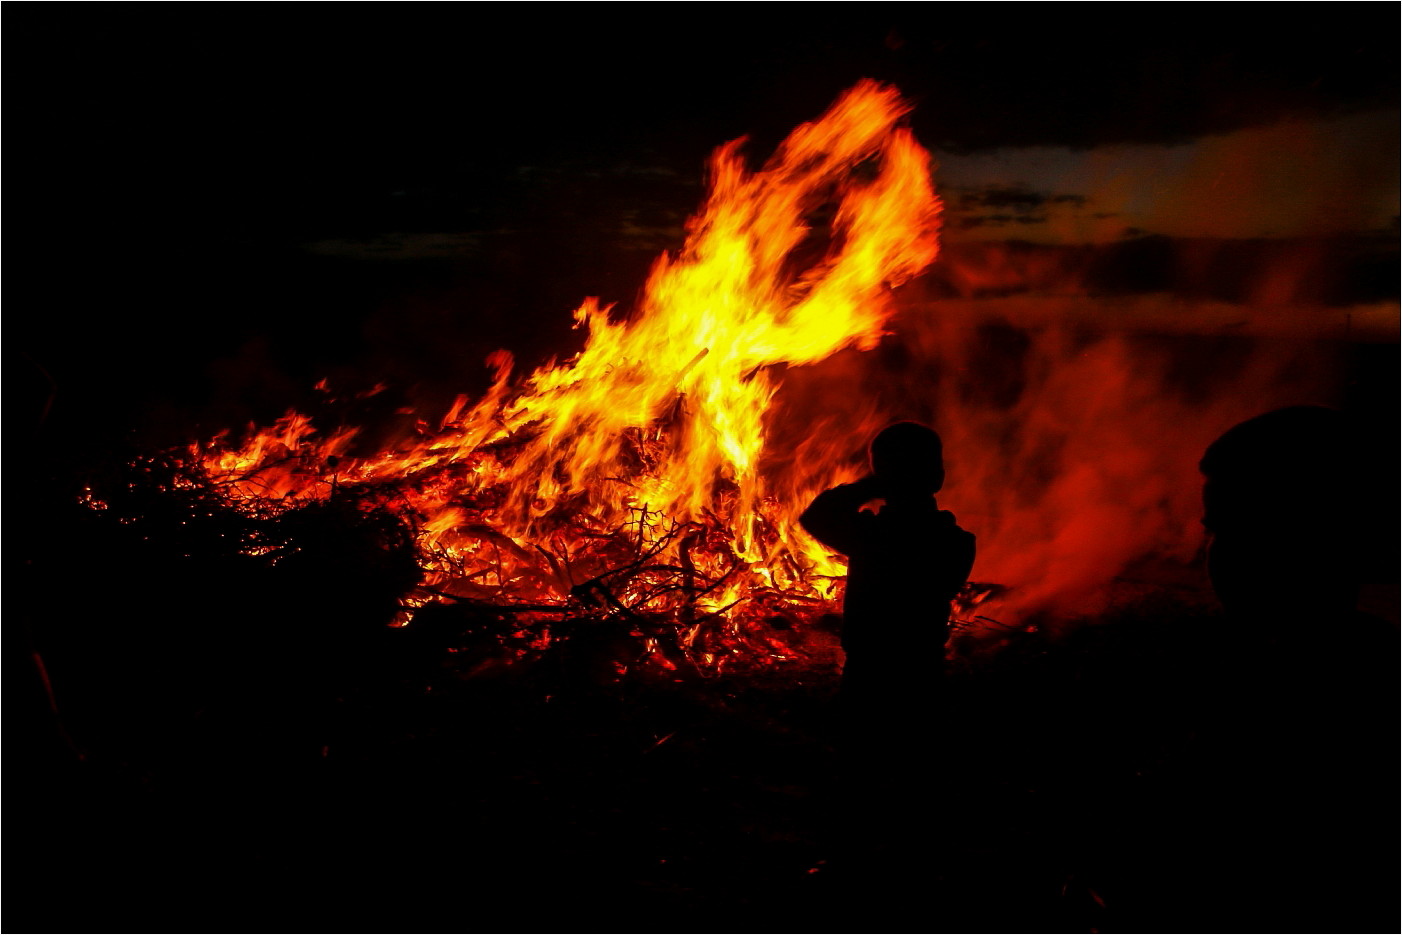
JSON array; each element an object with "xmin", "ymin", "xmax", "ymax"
[
  {"xmin": 870, "ymin": 421, "xmax": 944, "ymax": 497},
  {"xmin": 1199, "ymin": 405, "xmax": 1360, "ymax": 625}
]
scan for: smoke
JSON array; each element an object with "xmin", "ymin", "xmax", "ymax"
[{"xmin": 770, "ymin": 288, "xmax": 1350, "ymax": 629}]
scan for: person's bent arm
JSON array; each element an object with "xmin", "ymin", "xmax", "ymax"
[{"xmin": 799, "ymin": 475, "xmax": 883, "ymax": 557}]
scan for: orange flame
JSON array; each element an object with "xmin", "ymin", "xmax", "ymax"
[{"xmin": 194, "ymin": 81, "xmax": 942, "ymax": 634}]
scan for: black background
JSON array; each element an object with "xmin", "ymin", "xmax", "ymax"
[{"xmin": 12, "ymin": 4, "xmax": 1398, "ymax": 445}]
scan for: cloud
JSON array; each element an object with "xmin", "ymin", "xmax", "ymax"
[
  {"xmin": 949, "ymin": 186, "xmax": 1094, "ymax": 231},
  {"xmin": 935, "ymin": 109, "xmax": 1399, "ymax": 243}
]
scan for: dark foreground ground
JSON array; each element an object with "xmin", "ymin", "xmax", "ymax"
[{"xmin": 10, "ymin": 558, "xmax": 1398, "ymax": 934}]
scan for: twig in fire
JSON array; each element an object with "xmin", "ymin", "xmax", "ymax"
[{"xmin": 949, "ymin": 582, "xmax": 1011, "ymax": 633}]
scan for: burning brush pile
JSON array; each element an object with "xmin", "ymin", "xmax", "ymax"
[{"xmin": 78, "ymin": 81, "xmax": 1001, "ymax": 681}]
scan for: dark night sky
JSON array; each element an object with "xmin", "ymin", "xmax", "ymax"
[
  {"xmin": 17, "ymin": 6, "xmax": 1395, "ymax": 226},
  {"xmin": 10, "ymin": 4, "xmax": 1398, "ymax": 447}
]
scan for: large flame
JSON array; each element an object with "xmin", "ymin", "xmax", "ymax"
[
  {"xmin": 187, "ymin": 80, "xmax": 1362, "ymax": 670},
  {"xmin": 197, "ymin": 80, "xmax": 943, "ymax": 643}
]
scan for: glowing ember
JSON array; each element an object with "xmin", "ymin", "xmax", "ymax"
[{"xmin": 190, "ymin": 81, "xmax": 946, "ymax": 662}]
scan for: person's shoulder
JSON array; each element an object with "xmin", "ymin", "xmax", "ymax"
[
  {"xmin": 937, "ymin": 510, "xmax": 975, "ymax": 536},
  {"xmin": 942, "ymin": 513, "xmax": 975, "ymax": 532}
]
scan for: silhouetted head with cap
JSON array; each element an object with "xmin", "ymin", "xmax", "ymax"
[{"xmin": 870, "ymin": 421, "xmax": 945, "ymax": 499}]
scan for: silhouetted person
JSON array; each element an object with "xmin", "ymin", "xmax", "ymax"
[
  {"xmin": 1200, "ymin": 404, "xmax": 1364, "ymax": 632},
  {"xmin": 800, "ymin": 422, "xmax": 975, "ymax": 901},
  {"xmin": 1135, "ymin": 405, "xmax": 1400, "ymax": 932},
  {"xmin": 801, "ymin": 422, "xmax": 975, "ymax": 725}
]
